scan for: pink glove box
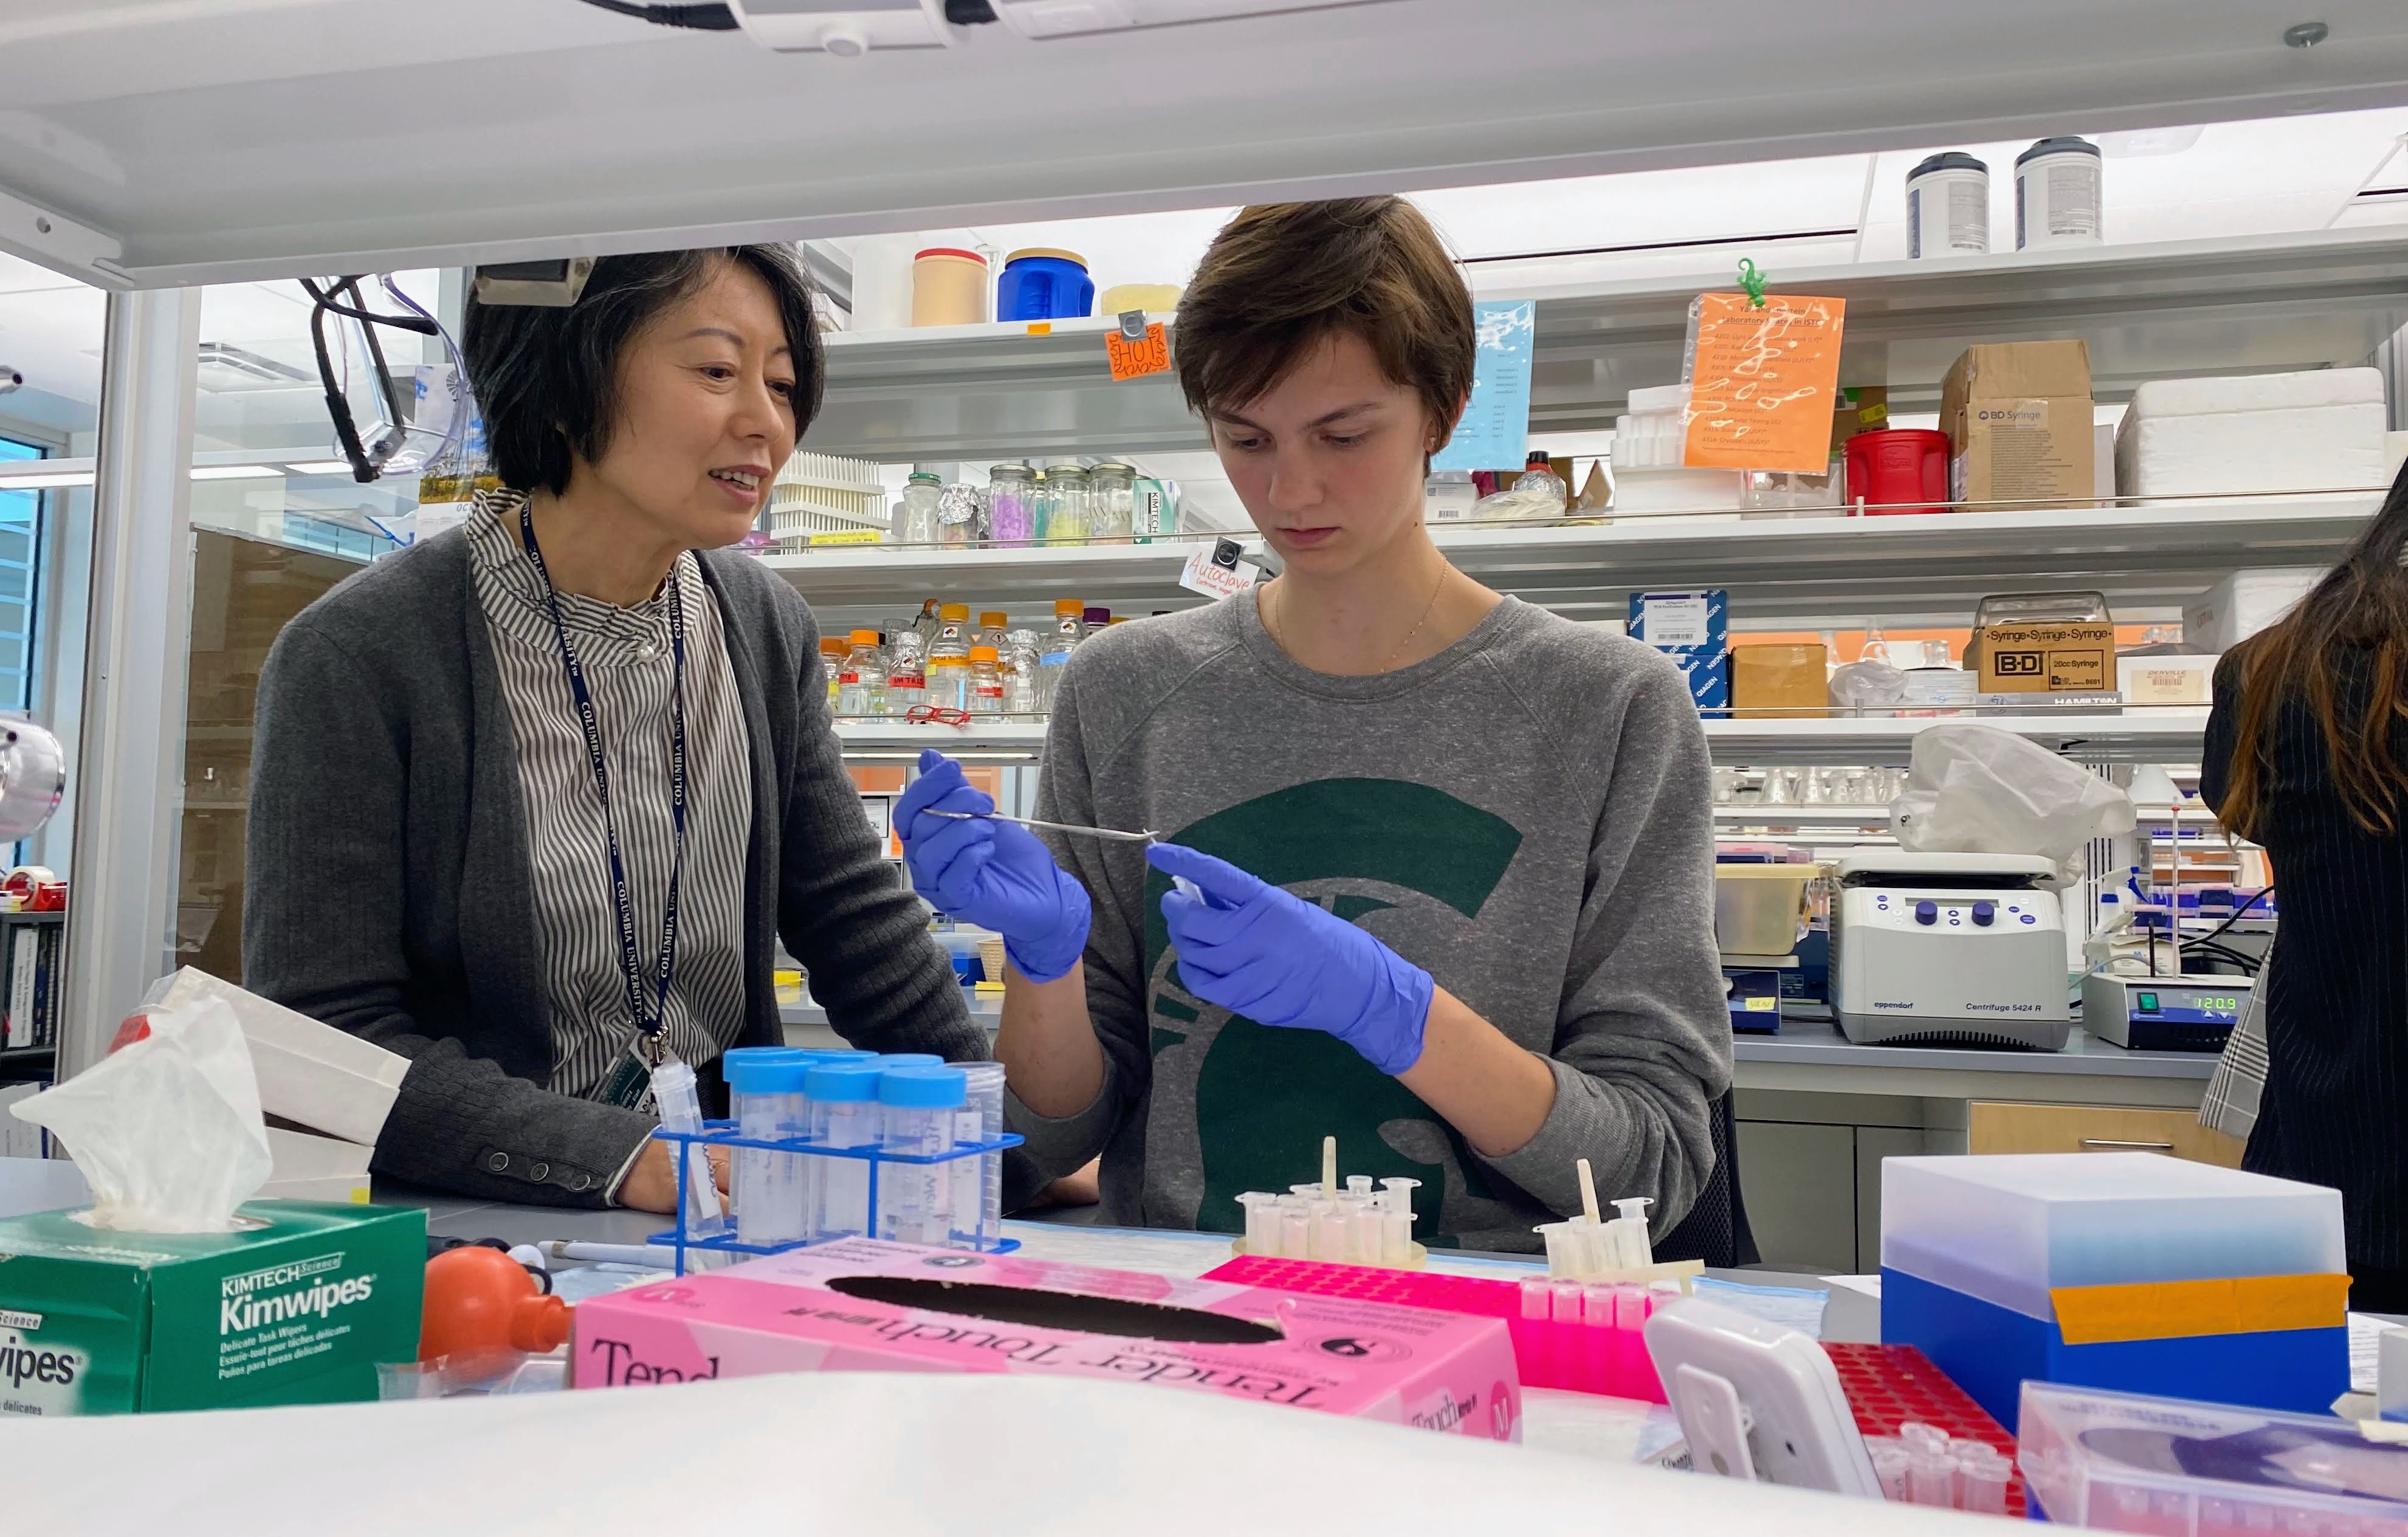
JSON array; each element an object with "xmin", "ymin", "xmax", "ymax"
[{"xmin": 572, "ymin": 1238, "xmax": 1521, "ymax": 1440}]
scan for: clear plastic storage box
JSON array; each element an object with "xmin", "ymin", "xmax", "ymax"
[
  {"xmin": 1882, "ymin": 1154, "xmax": 2345, "ymax": 1319},
  {"xmin": 2018, "ymin": 1381, "xmax": 2408, "ymax": 1536}
]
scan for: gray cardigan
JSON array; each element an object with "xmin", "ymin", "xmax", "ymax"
[{"xmin": 244, "ymin": 529, "xmax": 981, "ymax": 1207}]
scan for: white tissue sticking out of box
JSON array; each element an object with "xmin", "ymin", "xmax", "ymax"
[
  {"xmin": 142, "ymin": 968, "xmax": 407, "ymax": 1147},
  {"xmin": 9, "ymin": 994, "xmax": 273, "ymax": 1231}
]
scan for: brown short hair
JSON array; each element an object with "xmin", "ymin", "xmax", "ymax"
[{"xmin": 1173, "ymin": 197, "xmax": 1473, "ymax": 449}]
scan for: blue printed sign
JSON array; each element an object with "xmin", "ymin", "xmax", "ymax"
[{"xmin": 1430, "ymin": 300, "xmax": 1535, "ymax": 473}]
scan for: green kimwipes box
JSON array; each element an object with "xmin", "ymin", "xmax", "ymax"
[{"xmin": 0, "ymin": 1200, "xmax": 424, "ymax": 1417}]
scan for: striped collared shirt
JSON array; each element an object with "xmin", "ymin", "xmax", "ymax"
[{"xmin": 464, "ymin": 491, "xmax": 753, "ymax": 1100}]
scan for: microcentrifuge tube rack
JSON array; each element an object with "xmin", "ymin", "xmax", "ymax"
[
  {"xmin": 645, "ymin": 1121, "xmax": 1025, "ymax": 1277},
  {"xmin": 1225, "ymin": 1137, "xmax": 1426, "ymax": 1270},
  {"xmin": 1206, "ymin": 1254, "xmax": 1670, "ymax": 1402},
  {"xmin": 1821, "ymin": 1342, "xmax": 2026, "ymax": 1518}
]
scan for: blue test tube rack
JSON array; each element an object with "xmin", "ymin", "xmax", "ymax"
[{"xmin": 645, "ymin": 1120, "xmax": 1024, "ymax": 1276}]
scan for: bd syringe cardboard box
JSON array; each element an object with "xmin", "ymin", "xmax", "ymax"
[
  {"xmin": 0, "ymin": 1200, "xmax": 424, "ymax": 1417},
  {"xmin": 573, "ymin": 1238, "xmax": 1521, "ymax": 1440}
]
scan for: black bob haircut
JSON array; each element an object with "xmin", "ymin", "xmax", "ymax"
[{"xmin": 461, "ymin": 246, "xmax": 824, "ymax": 497}]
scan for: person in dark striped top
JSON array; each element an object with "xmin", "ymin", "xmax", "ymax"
[{"xmin": 2203, "ymin": 462, "xmax": 2408, "ymax": 1312}]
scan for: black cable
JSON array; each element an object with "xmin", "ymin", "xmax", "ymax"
[
  {"xmin": 2179, "ymin": 885, "xmax": 2269, "ymax": 953},
  {"xmin": 573, "ymin": 0, "xmax": 739, "ymax": 29},
  {"xmin": 2184, "ymin": 940, "xmax": 2263, "ymax": 977}
]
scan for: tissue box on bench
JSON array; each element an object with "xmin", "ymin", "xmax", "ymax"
[
  {"xmin": 0, "ymin": 1201, "xmax": 424, "ymax": 1417},
  {"xmin": 573, "ymin": 1237, "xmax": 1522, "ymax": 1440}
]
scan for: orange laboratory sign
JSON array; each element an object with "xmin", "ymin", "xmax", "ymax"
[
  {"xmin": 1106, "ymin": 321, "xmax": 1171, "ymax": 382},
  {"xmin": 1682, "ymin": 292, "xmax": 1847, "ymax": 474}
]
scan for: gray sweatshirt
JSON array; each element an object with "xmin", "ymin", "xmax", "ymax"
[{"xmin": 1009, "ymin": 590, "xmax": 1733, "ymax": 1252}]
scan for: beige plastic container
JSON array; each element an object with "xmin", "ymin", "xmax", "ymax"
[
  {"xmin": 910, "ymin": 247, "xmax": 988, "ymax": 327},
  {"xmin": 1098, "ymin": 283, "xmax": 1183, "ymax": 315},
  {"xmin": 1713, "ymin": 864, "xmax": 1825, "ymax": 955}
]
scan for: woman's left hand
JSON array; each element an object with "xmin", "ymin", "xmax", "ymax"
[{"xmin": 1146, "ymin": 842, "xmax": 1433, "ymax": 1076}]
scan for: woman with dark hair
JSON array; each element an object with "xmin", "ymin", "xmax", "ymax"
[
  {"xmin": 2203, "ymin": 462, "xmax": 2408, "ymax": 1310},
  {"xmin": 246, "ymin": 247, "xmax": 980, "ymax": 1211}
]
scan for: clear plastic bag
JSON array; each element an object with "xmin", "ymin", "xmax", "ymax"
[{"xmin": 1889, "ymin": 723, "xmax": 2136, "ymax": 887}]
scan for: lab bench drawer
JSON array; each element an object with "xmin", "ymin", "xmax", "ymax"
[{"xmin": 1967, "ymin": 1101, "xmax": 2245, "ymax": 1168}]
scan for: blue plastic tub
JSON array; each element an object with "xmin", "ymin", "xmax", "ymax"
[
  {"xmin": 1880, "ymin": 1267, "xmax": 2348, "ymax": 1431},
  {"xmin": 997, "ymin": 249, "xmax": 1093, "ymax": 320}
]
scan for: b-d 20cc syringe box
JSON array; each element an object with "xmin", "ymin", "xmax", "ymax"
[{"xmin": 0, "ymin": 1200, "xmax": 424, "ymax": 1417}]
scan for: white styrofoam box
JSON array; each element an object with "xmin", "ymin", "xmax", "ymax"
[
  {"xmin": 1611, "ymin": 465, "xmax": 1744, "ymax": 515},
  {"xmin": 2182, "ymin": 567, "xmax": 2324, "ymax": 653},
  {"xmin": 2127, "ymin": 368, "xmax": 2385, "ymax": 416},
  {"xmin": 2116, "ymin": 367, "xmax": 2388, "ymax": 499},
  {"xmin": 144, "ymin": 968, "xmax": 406, "ymax": 1148},
  {"xmin": 2116, "ymin": 653, "xmax": 2217, "ymax": 706},
  {"xmin": 1881, "ymin": 1153, "xmax": 2346, "ymax": 1321},
  {"xmin": 2386, "ymin": 429, "xmax": 2408, "ymax": 483}
]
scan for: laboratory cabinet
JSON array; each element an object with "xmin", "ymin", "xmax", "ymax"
[{"xmin": 1966, "ymin": 1100, "xmax": 2246, "ymax": 1168}]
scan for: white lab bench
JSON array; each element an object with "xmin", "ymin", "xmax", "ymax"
[{"xmin": 786, "ymin": 999, "xmax": 2223, "ymax": 1279}]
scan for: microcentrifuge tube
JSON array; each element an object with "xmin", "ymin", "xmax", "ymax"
[
  {"xmin": 1346, "ymin": 1175, "xmax": 1374, "ymax": 1201},
  {"xmin": 1606, "ymin": 1196, "xmax": 1654, "ymax": 1268},
  {"xmin": 1313, "ymin": 1205, "xmax": 1348, "ymax": 1262},
  {"xmin": 1622, "ymin": 1285, "xmax": 1656, "ymax": 1329},
  {"xmin": 1236, "ymin": 1192, "xmax": 1275, "ymax": 1254},
  {"xmin": 1380, "ymin": 1209, "xmax": 1412, "ymax": 1265},
  {"xmin": 1582, "ymin": 1283, "xmax": 1619, "ymax": 1329},
  {"xmin": 1379, "ymin": 1177, "xmax": 1420, "ymax": 1216},
  {"xmin": 1349, "ymin": 1205, "xmax": 1383, "ymax": 1264},
  {"xmin": 1280, "ymin": 1206, "xmax": 1311, "ymax": 1260},
  {"xmin": 1907, "ymin": 1449, "xmax": 1955, "ymax": 1508},
  {"xmin": 1520, "ymin": 1276, "xmax": 1552, "ymax": 1320},
  {"xmin": 1865, "ymin": 1440, "xmax": 1910, "ymax": 1502},
  {"xmin": 1549, "ymin": 1277, "xmax": 1584, "ymax": 1322}
]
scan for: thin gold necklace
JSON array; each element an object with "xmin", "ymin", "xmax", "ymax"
[{"xmin": 1262, "ymin": 560, "xmax": 1453, "ymax": 673}]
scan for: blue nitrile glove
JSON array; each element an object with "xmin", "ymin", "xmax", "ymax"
[
  {"xmin": 1146, "ymin": 842, "xmax": 1434, "ymax": 1076},
  {"xmin": 895, "ymin": 749, "xmax": 1091, "ymax": 983}
]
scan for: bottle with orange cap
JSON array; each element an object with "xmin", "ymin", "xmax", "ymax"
[
  {"xmin": 928, "ymin": 602, "xmax": 974, "ymax": 711},
  {"xmin": 967, "ymin": 646, "xmax": 1005, "ymax": 715},
  {"xmin": 836, "ymin": 628, "xmax": 886, "ymax": 717},
  {"xmin": 1033, "ymin": 597, "xmax": 1084, "ymax": 713},
  {"xmin": 819, "ymin": 636, "xmax": 848, "ymax": 710}
]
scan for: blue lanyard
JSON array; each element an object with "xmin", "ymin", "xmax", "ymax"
[{"xmin": 518, "ymin": 501, "xmax": 688, "ymax": 1061}]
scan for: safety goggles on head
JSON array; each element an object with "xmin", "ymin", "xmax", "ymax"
[{"xmin": 300, "ymin": 275, "xmax": 465, "ymax": 484}]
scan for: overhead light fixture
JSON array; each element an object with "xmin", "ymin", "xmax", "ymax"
[
  {"xmin": 0, "ymin": 470, "xmax": 95, "ymax": 490},
  {"xmin": 282, "ymin": 461, "xmax": 360, "ymax": 476},
  {"xmin": 188, "ymin": 465, "xmax": 283, "ymax": 481}
]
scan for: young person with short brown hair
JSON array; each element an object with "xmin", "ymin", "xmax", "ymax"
[{"xmin": 897, "ymin": 197, "xmax": 1731, "ymax": 1250}]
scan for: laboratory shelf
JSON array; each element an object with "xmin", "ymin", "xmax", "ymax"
[
  {"xmin": 1713, "ymin": 805, "xmax": 1897, "ymax": 828},
  {"xmin": 830, "ymin": 710, "xmax": 2202, "ymax": 765},
  {"xmin": 1699, "ymin": 709, "xmax": 2209, "ymax": 766},
  {"xmin": 771, "ymin": 493, "xmax": 2376, "ymax": 628},
  {"xmin": 1516, "ymin": 225, "xmax": 2408, "ymax": 432},
  {"xmin": 833, "ymin": 720, "xmax": 1048, "ymax": 755},
  {"xmin": 801, "ymin": 228, "xmax": 2408, "ymax": 460}
]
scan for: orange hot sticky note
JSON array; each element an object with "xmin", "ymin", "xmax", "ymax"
[
  {"xmin": 1682, "ymin": 291, "xmax": 1848, "ymax": 474},
  {"xmin": 1106, "ymin": 321, "xmax": 1171, "ymax": 383}
]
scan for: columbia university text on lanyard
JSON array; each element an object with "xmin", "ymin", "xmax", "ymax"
[{"xmin": 518, "ymin": 501, "xmax": 689, "ymax": 1079}]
